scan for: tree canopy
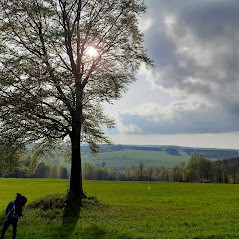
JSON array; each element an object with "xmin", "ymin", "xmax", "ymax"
[
  {"xmin": 0, "ymin": 134, "xmax": 25, "ymax": 176},
  {"xmin": 0, "ymin": 0, "xmax": 152, "ymax": 199}
]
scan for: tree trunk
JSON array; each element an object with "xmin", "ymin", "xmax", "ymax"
[
  {"xmin": 69, "ymin": 85, "xmax": 84, "ymax": 200},
  {"xmin": 70, "ymin": 131, "xmax": 83, "ymax": 199}
]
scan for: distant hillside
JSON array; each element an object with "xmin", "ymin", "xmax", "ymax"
[
  {"xmin": 41, "ymin": 144, "xmax": 239, "ymax": 170},
  {"xmin": 100, "ymin": 145, "xmax": 162, "ymax": 152},
  {"xmin": 183, "ymin": 148, "xmax": 238, "ymax": 159},
  {"xmin": 82, "ymin": 149, "xmax": 191, "ymax": 170},
  {"xmin": 88, "ymin": 144, "xmax": 239, "ymax": 159}
]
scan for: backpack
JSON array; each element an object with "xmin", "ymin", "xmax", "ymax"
[
  {"xmin": 6, "ymin": 201, "xmax": 14, "ymax": 216},
  {"xmin": 6, "ymin": 195, "xmax": 27, "ymax": 218}
]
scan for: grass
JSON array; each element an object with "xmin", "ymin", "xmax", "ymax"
[
  {"xmin": 1, "ymin": 179, "xmax": 239, "ymax": 238},
  {"xmin": 82, "ymin": 150, "xmax": 191, "ymax": 169}
]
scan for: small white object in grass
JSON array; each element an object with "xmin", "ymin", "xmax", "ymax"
[{"xmin": 148, "ymin": 187, "xmax": 150, "ymax": 190}]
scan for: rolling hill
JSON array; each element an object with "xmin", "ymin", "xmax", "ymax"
[
  {"xmin": 42, "ymin": 144, "xmax": 239, "ymax": 170},
  {"xmin": 81, "ymin": 149, "xmax": 191, "ymax": 169}
]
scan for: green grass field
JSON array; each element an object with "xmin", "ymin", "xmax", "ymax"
[
  {"xmin": 82, "ymin": 150, "xmax": 191, "ymax": 169},
  {"xmin": 1, "ymin": 179, "xmax": 239, "ymax": 238}
]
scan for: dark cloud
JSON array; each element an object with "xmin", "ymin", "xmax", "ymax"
[
  {"xmin": 180, "ymin": 1, "xmax": 239, "ymax": 40},
  {"xmin": 115, "ymin": 0, "xmax": 239, "ymax": 135},
  {"xmin": 146, "ymin": 0, "xmax": 239, "ymax": 104}
]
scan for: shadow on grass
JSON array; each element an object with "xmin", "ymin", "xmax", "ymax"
[
  {"xmin": 2, "ymin": 196, "xmax": 128, "ymax": 239},
  {"xmin": 27, "ymin": 193, "xmax": 81, "ymax": 239},
  {"xmin": 61, "ymin": 194, "xmax": 81, "ymax": 239},
  {"xmin": 79, "ymin": 224, "xmax": 134, "ymax": 239},
  {"xmin": 25, "ymin": 194, "xmax": 134, "ymax": 239},
  {"xmin": 59, "ymin": 195, "xmax": 134, "ymax": 239}
]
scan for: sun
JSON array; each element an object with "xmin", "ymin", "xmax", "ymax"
[{"xmin": 86, "ymin": 46, "xmax": 98, "ymax": 57}]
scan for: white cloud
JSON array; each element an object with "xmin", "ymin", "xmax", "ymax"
[
  {"xmin": 116, "ymin": 116, "xmax": 142, "ymax": 134},
  {"xmin": 119, "ymin": 96, "xmax": 208, "ymax": 125},
  {"xmin": 138, "ymin": 17, "xmax": 153, "ymax": 32}
]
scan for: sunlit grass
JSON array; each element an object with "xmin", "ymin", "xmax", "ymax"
[{"xmin": 1, "ymin": 179, "xmax": 239, "ymax": 238}]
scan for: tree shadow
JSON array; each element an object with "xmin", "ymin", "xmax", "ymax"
[
  {"xmin": 19, "ymin": 194, "xmax": 134, "ymax": 239},
  {"xmin": 25, "ymin": 193, "xmax": 81, "ymax": 239},
  {"xmin": 79, "ymin": 224, "xmax": 134, "ymax": 239},
  {"xmin": 60, "ymin": 197, "xmax": 135, "ymax": 239},
  {"xmin": 60, "ymin": 194, "xmax": 81, "ymax": 239}
]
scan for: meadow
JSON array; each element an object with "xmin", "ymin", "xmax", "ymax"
[
  {"xmin": 1, "ymin": 179, "xmax": 239, "ymax": 238},
  {"xmin": 81, "ymin": 150, "xmax": 191, "ymax": 169}
]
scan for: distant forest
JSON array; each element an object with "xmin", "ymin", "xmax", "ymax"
[
  {"xmin": 2, "ymin": 154, "xmax": 239, "ymax": 184},
  {"xmin": 83, "ymin": 156, "xmax": 239, "ymax": 184},
  {"xmin": 1, "ymin": 144, "xmax": 239, "ymax": 182},
  {"xmin": 0, "ymin": 161, "xmax": 69, "ymax": 179}
]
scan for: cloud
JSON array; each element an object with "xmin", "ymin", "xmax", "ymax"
[
  {"xmin": 138, "ymin": 17, "xmax": 153, "ymax": 32},
  {"xmin": 118, "ymin": 98, "xmax": 239, "ymax": 135},
  {"xmin": 144, "ymin": 0, "xmax": 239, "ymax": 107},
  {"xmin": 105, "ymin": 0, "xmax": 239, "ymax": 137},
  {"xmin": 115, "ymin": 116, "xmax": 142, "ymax": 134}
]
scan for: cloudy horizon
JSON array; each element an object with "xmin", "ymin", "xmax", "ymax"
[{"xmin": 104, "ymin": 0, "xmax": 239, "ymax": 149}]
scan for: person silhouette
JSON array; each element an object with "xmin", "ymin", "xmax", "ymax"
[{"xmin": 0, "ymin": 193, "xmax": 27, "ymax": 239}]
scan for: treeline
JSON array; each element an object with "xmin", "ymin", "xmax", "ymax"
[
  {"xmin": 184, "ymin": 149, "xmax": 238, "ymax": 159},
  {"xmin": 3, "ymin": 154, "xmax": 239, "ymax": 183},
  {"xmin": 83, "ymin": 156, "xmax": 239, "ymax": 184},
  {"xmin": 0, "ymin": 161, "xmax": 69, "ymax": 179},
  {"xmin": 99, "ymin": 145, "xmax": 162, "ymax": 152}
]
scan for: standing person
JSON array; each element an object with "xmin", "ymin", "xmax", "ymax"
[{"xmin": 0, "ymin": 193, "xmax": 27, "ymax": 239}]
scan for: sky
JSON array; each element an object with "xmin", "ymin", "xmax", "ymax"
[{"xmin": 104, "ymin": 0, "xmax": 239, "ymax": 149}]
